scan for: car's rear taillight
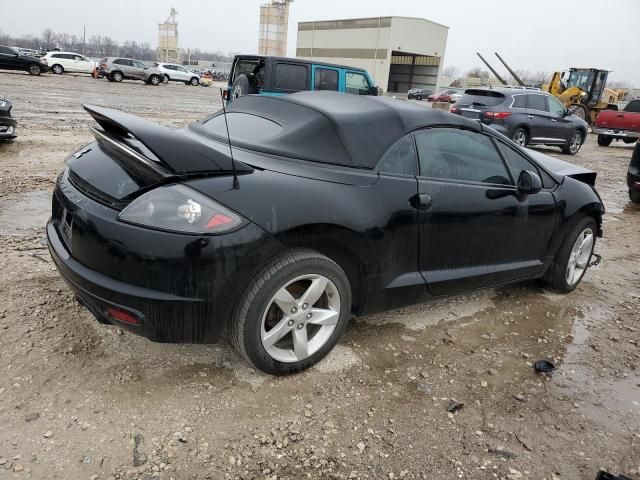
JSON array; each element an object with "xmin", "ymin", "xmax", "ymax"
[
  {"xmin": 106, "ymin": 307, "xmax": 140, "ymax": 326},
  {"xmin": 451, "ymin": 105, "xmax": 459, "ymax": 113},
  {"xmin": 484, "ymin": 111, "xmax": 511, "ymax": 119},
  {"xmin": 100, "ymin": 63, "xmax": 107, "ymax": 69},
  {"xmin": 222, "ymin": 89, "xmax": 228, "ymax": 101}
]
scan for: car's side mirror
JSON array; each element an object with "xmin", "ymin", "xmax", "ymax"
[
  {"xmin": 370, "ymin": 86, "xmax": 380, "ymax": 96},
  {"xmin": 517, "ymin": 170, "xmax": 542, "ymax": 194}
]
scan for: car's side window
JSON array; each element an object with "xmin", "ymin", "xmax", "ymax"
[
  {"xmin": 0, "ymin": 46, "xmax": 15, "ymax": 55},
  {"xmin": 512, "ymin": 95, "xmax": 526, "ymax": 109},
  {"xmin": 376, "ymin": 135, "xmax": 418, "ymax": 176},
  {"xmin": 133, "ymin": 61, "xmax": 145, "ymax": 69},
  {"xmin": 346, "ymin": 72, "xmax": 370, "ymax": 95},
  {"xmin": 274, "ymin": 63, "xmax": 308, "ymax": 91},
  {"xmin": 414, "ymin": 128, "xmax": 511, "ymax": 186},
  {"xmin": 547, "ymin": 96, "xmax": 566, "ymax": 116},
  {"xmin": 496, "ymin": 141, "xmax": 556, "ymax": 189},
  {"xmin": 314, "ymin": 68, "xmax": 339, "ymax": 91},
  {"xmin": 527, "ymin": 94, "xmax": 547, "ymax": 112},
  {"xmin": 112, "ymin": 59, "xmax": 124, "ymax": 65}
]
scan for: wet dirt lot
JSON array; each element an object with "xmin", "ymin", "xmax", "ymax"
[{"xmin": 0, "ymin": 72, "xmax": 638, "ymax": 480}]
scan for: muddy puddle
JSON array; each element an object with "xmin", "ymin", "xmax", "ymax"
[{"xmin": 0, "ymin": 189, "xmax": 50, "ymax": 235}]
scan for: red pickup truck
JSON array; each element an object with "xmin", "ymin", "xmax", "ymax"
[{"xmin": 593, "ymin": 99, "xmax": 640, "ymax": 146}]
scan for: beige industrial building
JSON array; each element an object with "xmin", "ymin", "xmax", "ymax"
[
  {"xmin": 259, "ymin": 0, "xmax": 294, "ymax": 57},
  {"xmin": 296, "ymin": 16, "xmax": 448, "ymax": 94},
  {"xmin": 158, "ymin": 8, "xmax": 180, "ymax": 63}
]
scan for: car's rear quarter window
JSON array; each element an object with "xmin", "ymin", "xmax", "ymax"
[
  {"xmin": 274, "ymin": 63, "xmax": 308, "ymax": 91},
  {"xmin": 200, "ymin": 113, "xmax": 282, "ymax": 142}
]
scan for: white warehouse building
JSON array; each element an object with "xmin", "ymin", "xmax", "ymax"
[{"xmin": 296, "ymin": 16, "xmax": 449, "ymax": 94}]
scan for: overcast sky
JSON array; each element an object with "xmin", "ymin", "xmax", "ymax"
[{"xmin": 2, "ymin": 0, "xmax": 639, "ymax": 85}]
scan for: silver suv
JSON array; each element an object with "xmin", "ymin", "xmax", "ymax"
[
  {"xmin": 154, "ymin": 63, "xmax": 200, "ymax": 86},
  {"xmin": 98, "ymin": 57, "xmax": 163, "ymax": 85}
]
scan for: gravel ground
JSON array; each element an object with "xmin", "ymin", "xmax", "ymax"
[{"xmin": 0, "ymin": 71, "xmax": 638, "ymax": 480}]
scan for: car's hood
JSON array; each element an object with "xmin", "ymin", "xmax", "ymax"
[{"xmin": 526, "ymin": 148, "xmax": 596, "ymax": 186}]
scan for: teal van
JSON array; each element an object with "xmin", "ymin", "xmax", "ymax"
[{"xmin": 225, "ymin": 55, "xmax": 378, "ymax": 104}]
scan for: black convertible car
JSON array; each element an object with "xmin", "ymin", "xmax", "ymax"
[{"xmin": 47, "ymin": 92, "xmax": 604, "ymax": 374}]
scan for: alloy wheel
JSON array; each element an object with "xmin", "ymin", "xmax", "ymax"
[
  {"xmin": 260, "ymin": 274, "xmax": 341, "ymax": 363},
  {"xmin": 513, "ymin": 130, "xmax": 527, "ymax": 146},
  {"xmin": 566, "ymin": 227, "xmax": 593, "ymax": 286},
  {"xmin": 53, "ymin": 65, "xmax": 63, "ymax": 74},
  {"xmin": 569, "ymin": 133, "xmax": 581, "ymax": 154},
  {"xmin": 28, "ymin": 64, "xmax": 41, "ymax": 75}
]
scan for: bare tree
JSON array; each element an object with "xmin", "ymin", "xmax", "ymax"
[
  {"xmin": 41, "ymin": 28, "xmax": 55, "ymax": 48},
  {"xmin": 442, "ymin": 66, "xmax": 460, "ymax": 79},
  {"xmin": 467, "ymin": 67, "xmax": 490, "ymax": 80}
]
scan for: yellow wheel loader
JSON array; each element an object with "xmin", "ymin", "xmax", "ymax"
[{"xmin": 543, "ymin": 68, "xmax": 620, "ymax": 124}]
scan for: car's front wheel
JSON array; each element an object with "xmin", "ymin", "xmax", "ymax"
[
  {"xmin": 512, "ymin": 127, "xmax": 529, "ymax": 147},
  {"xmin": 562, "ymin": 130, "xmax": 583, "ymax": 155},
  {"xmin": 544, "ymin": 216, "xmax": 596, "ymax": 293},
  {"xmin": 231, "ymin": 249, "xmax": 352, "ymax": 375},
  {"xmin": 629, "ymin": 189, "xmax": 640, "ymax": 203}
]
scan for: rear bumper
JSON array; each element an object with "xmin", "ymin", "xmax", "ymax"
[
  {"xmin": 592, "ymin": 127, "xmax": 640, "ymax": 139},
  {"xmin": 47, "ymin": 220, "xmax": 210, "ymax": 342},
  {"xmin": 47, "ymin": 169, "xmax": 286, "ymax": 343}
]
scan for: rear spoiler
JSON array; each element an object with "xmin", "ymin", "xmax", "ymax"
[{"xmin": 83, "ymin": 104, "xmax": 252, "ymax": 175}]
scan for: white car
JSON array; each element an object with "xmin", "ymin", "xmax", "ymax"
[
  {"xmin": 154, "ymin": 63, "xmax": 200, "ymax": 86},
  {"xmin": 42, "ymin": 51, "xmax": 95, "ymax": 75},
  {"xmin": 449, "ymin": 92, "xmax": 463, "ymax": 103}
]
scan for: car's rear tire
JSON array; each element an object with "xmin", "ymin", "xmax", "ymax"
[
  {"xmin": 149, "ymin": 75, "xmax": 161, "ymax": 86},
  {"xmin": 416, "ymin": 95, "xmax": 422, "ymax": 101},
  {"xmin": 629, "ymin": 190, "xmax": 640, "ymax": 203},
  {"xmin": 562, "ymin": 130, "xmax": 583, "ymax": 155},
  {"xmin": 111, "ymin": 71, "xmax": 123, "ymax": 82},
  {"xmin": 28, "ymin": 64, "xmax": 42, "ymax": 76},
  {"xmin": 543, "ymin": 216, "xmax": 596, "ymax": 293},
  {"xmin": 190, "ymin": 77, "xmax": 199, "ymax": 86},
  {"xmin": 597, "ymin": 134, "xmax": 612, "ymax": 147},
  {"xmin": 512, "ymin": 127, "xmax": 529, "ymax": 147},
  {"xmin": 51, "ymin": 64, "xmax": 64, "ymax": 74},
  {"xmin": 230, "ymin": 249, "xmax": 352, "ymax": 375}
]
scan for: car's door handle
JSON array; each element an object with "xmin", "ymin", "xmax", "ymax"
[
  {"xmin": 528, "ymin": 115, "xmax": 534, "ymax": 119},
  {"xmin": 551, "ymin": 119, "xmax": 557, "ymax": 122},
  {"xmin": 410, "ymin": 193, "xmax": 433, "ymax": 211}
]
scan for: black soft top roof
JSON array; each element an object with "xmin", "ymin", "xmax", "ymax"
[{"xmin": 194, "ymin": 91, "xmax": 482, "ymax": 169}]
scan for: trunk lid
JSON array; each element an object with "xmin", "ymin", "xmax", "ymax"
[{"xmin": 67, "ymin": 106, "xmax": 251, "ymax": 207}]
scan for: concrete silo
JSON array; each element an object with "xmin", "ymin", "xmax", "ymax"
[{"xmin": 258, "ymin": 0, "xmax": 294, "ymax": 57}]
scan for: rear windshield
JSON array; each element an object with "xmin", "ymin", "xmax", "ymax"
[
  {"xmin": 458, "ymin": 90, "xmax": 506, "ymax": 107},
  {"xmin": 625, "ymin": 100, "xmax": 640, "ymax": 113},
  {"xmin": 197, "ymin": 112, "xmax": 282, "ymax": 142}
]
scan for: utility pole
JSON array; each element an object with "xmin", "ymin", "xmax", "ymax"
[{"xmin": 83, "ymin": 25, "xmax": 86, "ymax": 55}]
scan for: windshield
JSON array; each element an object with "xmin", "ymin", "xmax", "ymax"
[{"xmin": 566, "ymin": 70, "xmax": 595, "ymax": 91}]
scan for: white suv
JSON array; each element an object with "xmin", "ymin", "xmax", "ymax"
[
  {"xmin": 42, "ymin": 51, "xmax": 95, "ymax": 75},
  {"xmin": 155, "ymin": 63, "xmax": 200, "ymax": 86}
]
